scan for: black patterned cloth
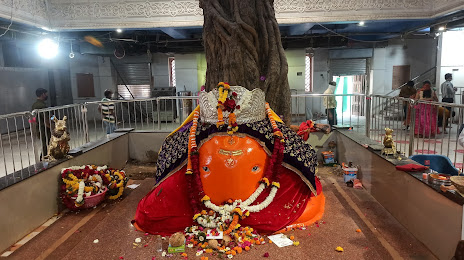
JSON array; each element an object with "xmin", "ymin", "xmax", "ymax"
[{"xmin": 156, "ymin": 119, "xmax": 318, "ymax": 191}]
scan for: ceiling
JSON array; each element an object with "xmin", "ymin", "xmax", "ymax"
[{"xmin": 0, "ymin": 9, "xmax": 463, "ymax": 56}]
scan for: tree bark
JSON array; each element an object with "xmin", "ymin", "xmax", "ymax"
[{"xmin": 200, "ymin": 0, "xmax": 291, "ymax": 123}]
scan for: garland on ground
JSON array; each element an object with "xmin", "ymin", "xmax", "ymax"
[{"xmin": 60, "ymin": 165, "xmax": 128, "ymax": 209}]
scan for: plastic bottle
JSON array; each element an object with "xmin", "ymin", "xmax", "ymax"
[{"xmin": 156, "ymin": 235, "xmax": 163, "ymax": 252}]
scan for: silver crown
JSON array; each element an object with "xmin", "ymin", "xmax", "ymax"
[{"xmin": 199, "ymin": 86, "xmax": 266, "ymax": 125}]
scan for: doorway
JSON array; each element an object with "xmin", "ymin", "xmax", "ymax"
[{"xmin": 332, "ymin": 75, "xmax": 366, "ymax": 118}]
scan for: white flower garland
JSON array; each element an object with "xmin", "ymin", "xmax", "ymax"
[
  {"xmin": 197, "ymin": 183, "xmax": 279, "ymax": 228},
  {"xmin": 76, "ymin": 181, "xmax": 85, "ymax": 204},
  {"xmin": 243, "ymin": 186, "xmax": 278, "ymax": 212}
]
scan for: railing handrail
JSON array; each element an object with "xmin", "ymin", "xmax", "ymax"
[
  {"xmin": 32, "ymin": 104, "xmax": 83, "ymax": 114},
  {"xmin": 371, "ymin": 94, "xmax": 464, "ymax": 108},
  {"xmin": 384, "ymin": 66, "xmax": 437, "ymax": 96},
  {"xmin": 291, "ymin": 93, "xmax": 365, "ymax": 97},
  {"xmin": 0, "ymin": 93, "xmax": 375, "ymax": 119},
  {"xmin": 84, "ymin": 98, "xmax": 159, "ymax": 105},
  {"xmin": 0, "ymin": 111, "xmax": 32, "ymax": 120}
]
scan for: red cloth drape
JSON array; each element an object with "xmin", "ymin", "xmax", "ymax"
[{"xmin": 134, "ymin": 166, "xmax": 321, "ymax": 235}]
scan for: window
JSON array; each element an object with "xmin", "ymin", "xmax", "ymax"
[
  {"xmin": 169, "ymin": 57, "xmax": 176, "ymax": 87},
  {"xmin": 76, "ymin": 73, "xmax": 95, "ymax": 97},
  {"xmin": 305, "ymin": 53, "xmax": 313, "ymax": 92}
]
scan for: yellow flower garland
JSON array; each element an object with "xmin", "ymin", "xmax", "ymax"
[{"xmin": 108, "ymin": 186, "xmax": 124, "ymax": 200}]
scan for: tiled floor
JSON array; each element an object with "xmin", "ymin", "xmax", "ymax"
[{"xmin": 2, "ymin": 167, "xmax": 438, "ymax": 260}]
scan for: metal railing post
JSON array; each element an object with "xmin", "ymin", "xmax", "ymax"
[
  {"xmin": 82, "ymin": 103, "xmax": 90, "ymax": 143},
  {"xmin": 365, "ymin": 96, "xmax": 371, "ymax": 138},
  {"xmin": 408, "ymin": 99, "xmax": 416, "ymax": 156},
  {"xmin": 157, "ymin": 99, "xmax": 161, "ymax": 130},
  {"xmin": 29, "ymin": 110, "xmax": 38, "ymax": 163}
]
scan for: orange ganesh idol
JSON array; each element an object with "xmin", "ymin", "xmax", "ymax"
[{"xmin": 134, "ymin": 84, "xmax": 325, "ymax": 235}]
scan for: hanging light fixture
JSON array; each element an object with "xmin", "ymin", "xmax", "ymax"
[{"xmin": 69, "ymin": 40, "xmax": 75, "ymax": 59}]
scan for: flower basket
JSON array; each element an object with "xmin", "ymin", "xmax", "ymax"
[
  {"xmin": 60, "ymin": 165, "xmax": 128, "ymax": 211},
  {"xmin": 70, "ymin": 187, "xmax": 107, "ymax": 210}
]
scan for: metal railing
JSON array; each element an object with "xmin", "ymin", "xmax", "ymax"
[
  {"xmin": 0, "ymin": 111, "xmax": 36, "ymax": 186},
  {"xmin": 369, "ymin": 95, "xmax": 464, "ymax": 170},
  {"xmin": 1, "ymin": 94, "xmax": 367, "ymax": 184},
  {"xmin": 4, "ymin": 92, "xmax": 464, "ymax": 188},
  {"xmin": 291, "ymin": 93, "xmax": 367, "ymax": 133}
]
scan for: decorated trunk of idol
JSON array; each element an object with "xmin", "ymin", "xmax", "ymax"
[{"xmin": 134, "ymin": 84, "xmax": 325, "ymax": 236}]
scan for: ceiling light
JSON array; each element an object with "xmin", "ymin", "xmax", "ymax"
[
  {"xmin": 358, "ymin": 21, "xmax": 365, "ymax": 26},
  {"xmin": 438, "ymin": 26, "xmax": 445, "ymax": 31},
  {"xmin": 38, "ymin": 38, "xmax": 59, "ymax": 59},
  {"xmin": 116, "ymin": 28, "xmax": 122, "ymax": 33}
]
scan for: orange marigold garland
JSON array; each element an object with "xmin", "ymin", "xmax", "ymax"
[
  {"xmin": 186, "ymin": 111, "xmax": 200, "ymax": 174},
  {"xmin": 263, "ymin": 103, "xmax": 285, "ymax": 184},
  {"xmin": 186, "ymin": 111, "xmax": 203, "ymax": 215},
  {"xmin": 216, "ymin": 82, "xmax": 229, "ymax": 128}
]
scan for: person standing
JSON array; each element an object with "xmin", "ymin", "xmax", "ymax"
[
  {"xmin": 31, "ymin": 88, "xmax": 51, "ymax": 159},
  {"xmin": 399, "ymin": 80, "xmax": 416, "ymax": 129},
  {"xmin": 414, "ymin": 81, "xmax": 439, "ymax": 138},
  {"xmin": 323, "ymin": 81, "xmax": 337, "ymax": 126},
  {"xmin": 100, "ymin": 89, "xmax": 116, "ymax": 134},
  {"xmin": 441, "ymin": 73, "xmax": 457, "ymax": 115}
]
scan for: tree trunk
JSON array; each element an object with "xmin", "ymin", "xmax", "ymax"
[{"xmin": 200, "ymin": 0, "xmax": 291, "ymax": 123}]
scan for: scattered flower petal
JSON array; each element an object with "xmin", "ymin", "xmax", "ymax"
[
  {"xmin": 162, "ymin": 251, "xmax": 167, "ymax": 257},
  {"xmin": 144, "ymin": 244, "xmax": 149, "ymax": 247},
  {"xmin": 135, "ymin": 237, "xmax": 142, "ymax": 243},
  {"xmin": 263, "ymin": 252, "xmax": 270, "ymax": 257},
  {"xmin": 356, "ymin": 229, "xmax": 361, "ymax": 233},
  {"xmin": 145, "ymin": 233, "xmax": 149, "ymax": 236},
  {"xmin": 119, "ymin": 257, "xmax": 124, "ymax": 259},
  {"xmin": 187, "ymin": 244, "xmax": 194, "ymax": 248},
  {"xmin": 227, "ymin": 255, "xmax": 233, "ymax": 259},
  {"xmin": 335, "ymin": 246, "xmax": 344, "ymax": 252},
  {"xmin": 93, "ymin": 239, "xmax": 99, "ymax": 244},
  {"xmin": 293, "ymin": 241, "xmax": 300, "ymax": 246}
]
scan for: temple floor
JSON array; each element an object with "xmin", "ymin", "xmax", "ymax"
[{"xmin": 3, "ymin": 167, "xmax": 437, "ymax": 260}]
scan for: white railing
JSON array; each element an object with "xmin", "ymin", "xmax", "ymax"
[
  {"xmin": 5, "ymin": 92, "xmax": 464, "ymax": 188},
  {"xmin": 369, "ymin": 95, "xmax": 464, "ymax": 170}
]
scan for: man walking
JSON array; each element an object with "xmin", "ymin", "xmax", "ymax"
[
  {"xmin": 441, "ymin": 73, "xmax": 457, "ymax": 114},
  {"xmin": 323, "ymin": 81, "xmax": 337, "ymax": 127},
  {"xmin": 32, "ymin": 88, "xmax": 51, "ymax": 159},
  {"xmin": 100, "ymin": 89, "xmax": 116, "ymax": 134}
]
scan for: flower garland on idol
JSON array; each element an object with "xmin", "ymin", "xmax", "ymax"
[
  {"xmin": 216, "ymin": 82, "xmax": 240, "ymax": 135},
  {"xmin": 185, "ymin": 83, "xmax": 285, "ymax": 235},
  {"xmin": 60, "ymin": 165, "xmax": 128, "ymax": 209}
]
